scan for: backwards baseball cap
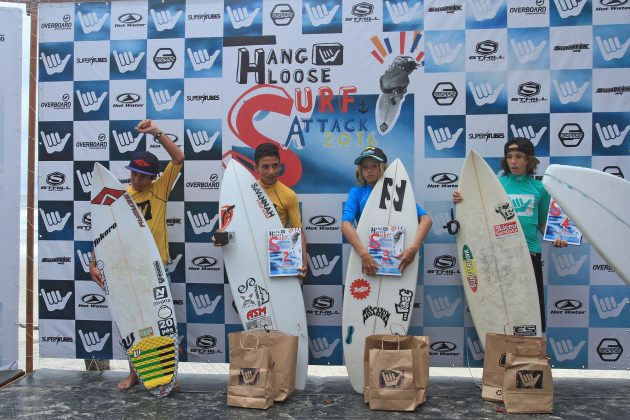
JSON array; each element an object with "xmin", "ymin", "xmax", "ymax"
[
  {"xmin": 354, "ymin": 146, "xmax": 387, "ymax": 165},
  {"xmin": 125, "ymin": 151, "xmax": 159, "ymax": 176},
  {"xmin": 504, "ymin": 138, "xmax": 539, "ymax": 163}
]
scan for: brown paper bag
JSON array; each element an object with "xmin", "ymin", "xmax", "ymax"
[
  {"xmin": 227, "ymin": 334, "xmax": 274, "ymax": 409},
  {"xmin": 363, "ymin": 335, "xmax": 429, "ymax": 411},
  {"xmin": 481, "ymin": 333, "xmax": 546, "ymax": 402},
  {"xmin": 228, "ymin": 330, "xmax": 298, "ymax": 401},
  {"xmin": 502, "ymin": 347, "xmax": 553, "ymax": 414}
]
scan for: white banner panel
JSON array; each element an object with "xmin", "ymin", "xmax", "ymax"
[{"xmin": 0, "ymin": 2, "xmax": 26, "ymax": 371}]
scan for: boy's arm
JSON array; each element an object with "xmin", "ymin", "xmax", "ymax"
[
  {"xmin": 88, "ymin": 252, "xmax": 105, "ymax": 290},
  {"xmin": 341, "ymin": 221, "xmax": 378, "ymax": 276},
  {"xmin": 135, "ymin": 119, "xmax": 185, "ymax": 164}
]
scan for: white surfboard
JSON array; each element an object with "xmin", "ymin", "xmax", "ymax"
[
  {"xmin": 543, "ymin": 164, "xmax": 630, "ymax": 286},
  {"xmin": 219, "ymin": 159, "xmax": 308, "ymax": 390},
  {"xmin": 91, "ymin": 163, "xmax": 178, "ymax": 397},
  {"xmin": 342, "ymin": 159, "xmax": 419, "ymax": 393},
  {"xmin": 455, "ymin": 150, "xmax": 542, "ymax": 350}
]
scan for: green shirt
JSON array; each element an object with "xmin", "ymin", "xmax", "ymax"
[{"xmin": 500, "ymin": 174, "xmax": 550, "ymax": 254}]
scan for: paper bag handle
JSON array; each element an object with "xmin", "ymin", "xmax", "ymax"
[{"xmin": 381, "ymin": 334, "xmax": 401, "ymax": 350}]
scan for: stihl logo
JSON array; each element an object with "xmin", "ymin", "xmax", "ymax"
[{"xmin": 91, "ymin": 188, "xmax": 126, "ymax": 206}]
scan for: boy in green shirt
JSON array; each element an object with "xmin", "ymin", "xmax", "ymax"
[{"xmin": 453, "ymin": 138, "xmax": 567, "ymax": 331}]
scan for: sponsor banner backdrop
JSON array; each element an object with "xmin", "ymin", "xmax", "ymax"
[
  {"xmin": 0, "ymin": 4, "xmax": 26, "ymax": 371},
  {"xmin": 37, "ymin": 0, "xmax": 630, "ymax": 369}
]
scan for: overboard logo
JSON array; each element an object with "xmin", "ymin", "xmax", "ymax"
[
  {"xmin": 186, "ymin": 173, "xmax": 220, "ymax": 190},
  {"xmin": 41, "ymin": 13, "xmax": 73, "ymax": 31},
  {"xmin": 597, "ymin": 338, "xmax": 623, "ymax": 361},
  {"xmin": 75, "ymin": 132, "xmax": 107, "ymax": 151},
  {"xmin": 40, "ymin": 93, "xmax": 72, "ymax": 110}
]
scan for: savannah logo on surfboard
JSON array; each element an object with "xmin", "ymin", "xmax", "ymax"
[
  {"xmin": 462, "ymin": 245, "xmax": 478, "ymax": 292},
  {"xmin": 91, "ymin": 187, "xmax": 125, "ymax": 205}
]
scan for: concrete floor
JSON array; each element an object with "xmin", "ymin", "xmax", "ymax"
[{"xmin": 0, "ymin": 368, "xmax": 628, "ymax": 419}]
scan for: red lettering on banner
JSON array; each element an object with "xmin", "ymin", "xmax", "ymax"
[
  {"xmin": 227, "ymin": 84, "xmax": 302, "ymax": 187},
  {"xmin": 318, "ymin": 86, "xmax": 334, "ymax": 113}
]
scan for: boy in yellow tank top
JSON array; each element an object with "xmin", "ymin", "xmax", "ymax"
[
  {"xmin": 89, "ymin": 119, "xmax": 184, "ymax": 390},
  {"xmin": 214, "ymin": 142, "xmax": 307, "ymax": 279}
]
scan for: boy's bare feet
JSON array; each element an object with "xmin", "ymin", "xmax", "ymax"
[{"xmin": 118, "ymin": 371, "xmax": 139, "ymax": 390}]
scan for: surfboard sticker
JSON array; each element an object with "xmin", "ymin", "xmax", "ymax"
[
  {"xmin": 462, "ymin": 245, "xmax": 478, "ymax": 292},
  {"xmin": 129, "ymin": 335, "xmax": 178, "ymax": 397},
  {"xmin": 220, "ymin": 159, "xmax": 310, "ymax": 389},
  {"xmin": 493, "ymin": 221, "xmax": 519, "ymax": 238},
  {"xmin": 220, "ymin": 204, "xmax": 235, "ymax": 229},
  {"xmin": 394, "ymin": 289, "xmax": 413, "ymax": 322},
  {"xmin": 342, "ymin": 159, "xmax": 419, "ymax": 393},
  {"xmin": 250, "ymin": 182, "xmax": 276, "ymax": 219},
  {"xmin": 349, "ymin": 278, "xmax": 371, "ymax": 300}
]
